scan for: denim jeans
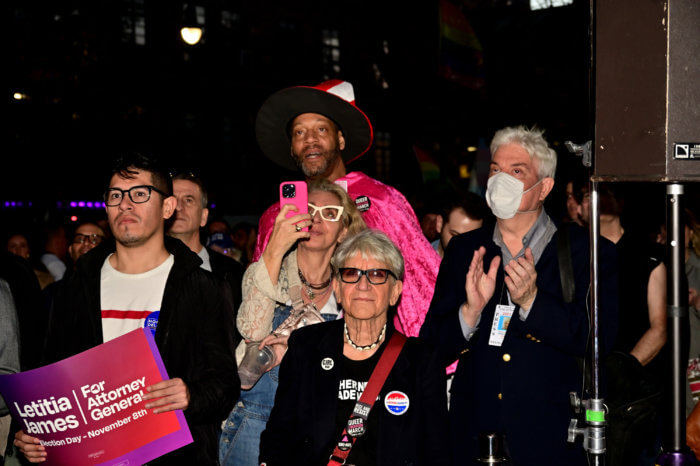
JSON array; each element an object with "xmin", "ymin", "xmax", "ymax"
[
  {"xmin": 219, "ymin": 363, "xmax": 280, "ymax": 465},
  {"xmin": 219, "ymin": 304, "xmax": 335, "ymax": 466}
]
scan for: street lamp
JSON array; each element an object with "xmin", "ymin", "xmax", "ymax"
[{"xmin": 180, "ymin": 3, "xmax": 202, "ymax": 45}]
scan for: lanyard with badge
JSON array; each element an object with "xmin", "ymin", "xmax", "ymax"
[{"xmin": 488, "ymin": 279, "xmax": 515, "ymax": 347}]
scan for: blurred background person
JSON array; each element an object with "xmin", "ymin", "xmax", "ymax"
[
  {"xmin": 0, "ymin": 277, "xmax": 20, "ymax": 462},
  {"xmin": 208, "ymin": 217, "xmax": 232, "ymax": 236},
  {"xmin": 563, "ymin": 170, "xmax": 588, "ymax": 227},
  {"xmin": 685, "ymin": 205, "xmax": 700, "ymax": 461},
  {"xmin": 0, "ymin": 247, "xmax": 46, "ymax": 373},
  {"xmin": 67, "ymin": 221, "xmax": 105, "ymax": 271},
  {"xmin": 420, "ymin": 211, "xmax": 441, "ymax": 243},
  {"xmin": 684, "ymin": 207, "xmax": 700, "ymax": 417},
  {"xmin": 6, "ymin": 232, "xmax": 53, "ymax": 289},
  {"xmin": 39, "ymin": 224, "xmax": 68, "ymax": 281},
  {"xmin": 564, "ymin": 180, "xmax": 584, "ymax": 226},
  {"xmin": 231, "ymin": 221, "xmax": 257, "ymax": 268},
  {"xmin": 432, "ymin": 192, "xmax": 490, "ymax": 259},
  {"xmin": 6, "ymin": 234, "xmax": 29, "ymax": 260},
  {"xmin": 43, "ymin": 220, "xmax": 107, "ymax": 308},
  {"xmin": 206, "ymin": 217, "xmax": 248, "ymax": 265}
]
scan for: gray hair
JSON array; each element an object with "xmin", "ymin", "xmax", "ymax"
[
  {"xmin": 490, "ymin": 126, "xmax": 557, "ymax": 179},
  {"xmin": 331, "ymin": 229, "xmax": 404, "ymax": 280}
]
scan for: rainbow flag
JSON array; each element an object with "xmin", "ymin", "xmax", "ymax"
[
  {"xmin": 414, "ymin": 145, "xmax": 441, "ymax": 183},
  {"xmin": 438, "ymin": 0, "xmax": 485, "ymax": 89}
]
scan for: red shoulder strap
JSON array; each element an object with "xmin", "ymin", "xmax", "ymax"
[{"xmin": 328, "ymin": 332, "xmax": 407, "ymax": 466}]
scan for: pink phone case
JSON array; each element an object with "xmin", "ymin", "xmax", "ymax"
[{"xmin": 279, "ymin": 181, "xmax": 308, "ymax": 231}]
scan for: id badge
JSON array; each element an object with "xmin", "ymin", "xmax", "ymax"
[{"xmin": 488, "ymin": 304, "xmax": 515, "ymax": 347}]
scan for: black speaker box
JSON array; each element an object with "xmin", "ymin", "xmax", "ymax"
[{"xmin": 594, "ymin": 0, "xmax": 700, "ymax": 181}]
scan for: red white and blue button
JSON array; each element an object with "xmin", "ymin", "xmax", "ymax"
[{"xmin": 384, "ymin": 391, "xmax": 409, "ymax": 415}]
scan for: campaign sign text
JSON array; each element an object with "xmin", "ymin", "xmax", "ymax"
[{"xmin": 0, "ymin": 328, "xmax": 192, "ymax": 465}]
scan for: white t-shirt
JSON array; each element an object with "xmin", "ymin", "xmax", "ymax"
[{"xmin": 100, "ymin": 254, "xmax": 174, "ymax": 342}]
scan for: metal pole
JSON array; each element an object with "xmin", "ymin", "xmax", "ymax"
[
  {"xmin": 587, "ymin": 3, "xmax": 603, "ymax": 462},
  {"xmin": 590, "ymin": 180, "xmax": 601, "ymax": 400},
  {"xmin": 669, "ymin": 183, "xmax": 687, "ymax": 450},
  {"xmin": 588, "ymin": 180, "xmax": 605, "ymax": 466},
  {"xmin": 656, "ymin": 183, "xmax": 695, "ymax": 466}
]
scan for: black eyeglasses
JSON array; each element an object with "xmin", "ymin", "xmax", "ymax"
[
  {"xmin": 103, "ymin": 185, "xmax": 169, "ymax": 206},
  {"xmin": 338, "ymin": 268, "xmax": 397, "ymax": 285},
  {"xmin": 73, "ymin": 233, "xmax": 104, "ymax": 246}
]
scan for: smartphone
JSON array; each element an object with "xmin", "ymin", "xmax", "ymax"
[{"xmin": 279, "ymin": 181, "xmax": 308, "ymax": 231}]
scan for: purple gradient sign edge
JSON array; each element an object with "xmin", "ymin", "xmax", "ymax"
[
  {"xmin": 95, "ymin": 329, "xmax": 193, "ymax": 466},
  {"xmin": 0, "ymin": 328, "xmax": 193, "ymax": 465}
]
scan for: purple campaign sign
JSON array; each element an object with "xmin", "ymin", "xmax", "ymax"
[{"xmin": 0, "ymin": 328, "xmax": 192, "ymax": 465}]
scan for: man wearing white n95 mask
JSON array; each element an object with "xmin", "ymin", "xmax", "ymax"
[
  {"xmin": 421, "ymin": 126, "xmax": 619, "ymax": 466},
  {"xmin": 485, "ymin": 169, "xmax": 545, "ymax": 220}
]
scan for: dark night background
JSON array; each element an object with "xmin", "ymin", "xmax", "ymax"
[{"xmin": 3, "ymin": 0, "xmax": 672, "ymax": 236}]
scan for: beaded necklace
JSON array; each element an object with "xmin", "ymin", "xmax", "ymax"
[{"xmin": 344, "ymin": 323, "xmax": 387, "ymax": 351}]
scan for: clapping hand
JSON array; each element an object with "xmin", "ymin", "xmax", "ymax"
[
  {"xmin": 504, "ymin": 247, "xmax": 538, "ymax": 310},
  {"xmin": 462, "ymin": 246, "xmax": 501, "ymax": 327}
]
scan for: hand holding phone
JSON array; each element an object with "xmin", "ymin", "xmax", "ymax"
[{"xmin": 279, "ymin": 181, "xmax": 309, "ymax": 232}]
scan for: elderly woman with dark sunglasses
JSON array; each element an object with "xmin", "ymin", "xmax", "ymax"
[
  {"xmin": 219, "ymin": 179, "xmax": 366, "ymax": 466},
  {"xmin": 259, "ymin": 230, "xmax": 450, "ymax": 466}
]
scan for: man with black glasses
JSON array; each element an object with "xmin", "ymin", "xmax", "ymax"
[
  {"xmin": 14, "ymin": 152, "xmax": 239, "ymax": 465},
  {"xmin": 41, "ymin": 221, "xmax": 107, "ymax": 308},
  {"xmin": 67, "ymin": 221, "xmax": 105, "ymax": 268}
]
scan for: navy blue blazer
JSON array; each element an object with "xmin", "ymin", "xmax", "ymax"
[
  {"xmin": 420, "ymin": 222, "xmax": 618, "ymax": 466},
  {"xmin": 259, "ymin": 319, "xmax": 451, "ymax": 466}
]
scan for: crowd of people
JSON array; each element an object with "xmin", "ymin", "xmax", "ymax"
[{"xmin": 1, "ymin": 79, "xmax": 700, "ymax": 466}]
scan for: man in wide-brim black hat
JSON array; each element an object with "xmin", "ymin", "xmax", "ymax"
[
  {"xmin": 255, "ymin": 79, "xmax": 373, "ymax": 174},
  {"xmin": 250, "ymin": 79, "xmax": 441, "ymax": 339}
]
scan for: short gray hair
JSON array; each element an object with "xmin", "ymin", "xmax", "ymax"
[
  {"xmin": 331, "ymin": 229, "xmax": 404, "ymax": 280},
  {"xmin": 490, "ymin": 126, "xmax": 557, "ymax": 179}
]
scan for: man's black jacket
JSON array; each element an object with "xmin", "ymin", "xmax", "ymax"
[{"xmin": 45, "ymin": 236, "xmax": 239, "ymax": 465}]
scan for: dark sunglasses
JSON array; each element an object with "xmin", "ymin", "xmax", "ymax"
[{"xmin": 338, "ymin": 267, "xmax": 397, "ymax": 285}]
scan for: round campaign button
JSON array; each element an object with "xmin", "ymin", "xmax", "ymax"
[
  {"xmin": 355, "ymin": 195, "xmax": 371, "ymax": 212},
  {"xmin": 321, "ymin": 357, "xmax": 334, "ymax": 370},
  {"xmin": 337, "ymin": 434, "xmax": 352, "ymax": 451},
  {"xmin": 144, "ymin": 311, "xmax": 159, "ymax": 336},
  {"xmin": 384, "ymin": 391, "xmax": 410, "ymax": 415},
  {"xmin": 347, "ymin": 416, "xmax": 366, "ymax": 438}
]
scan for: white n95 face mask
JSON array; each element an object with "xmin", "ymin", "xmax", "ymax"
[{"xmin": 485, "ymin": 172, "xmax": 542, "ymax": 219}]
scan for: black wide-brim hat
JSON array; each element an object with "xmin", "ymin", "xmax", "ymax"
[{"xmin": 255, "ymin": 80, "xmax": 374, "ymax": 172}]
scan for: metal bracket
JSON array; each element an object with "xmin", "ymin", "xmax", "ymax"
[
  {"xmin": 568, "ymin": 394, "xmax": 606, "ymax": 455},
  {"xmin": 565, "ymin": 140, "xmax": 593, "ymax": 167}
]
